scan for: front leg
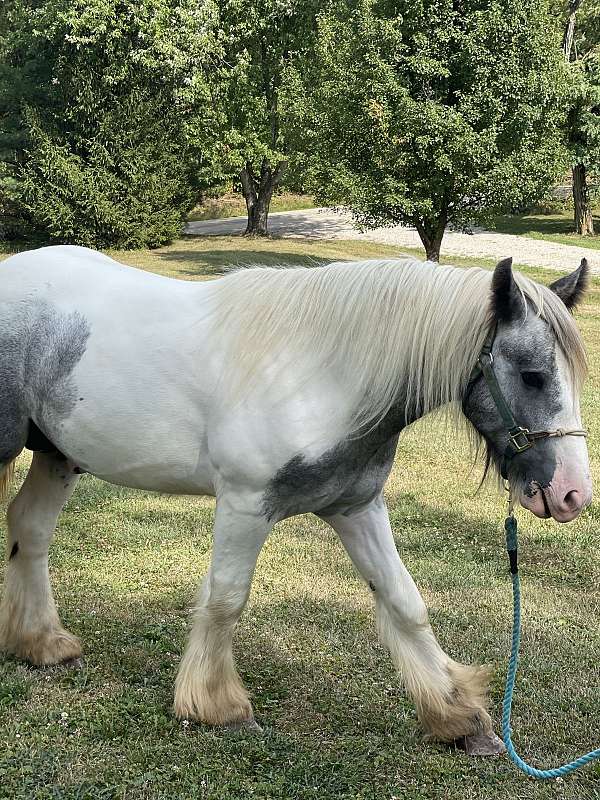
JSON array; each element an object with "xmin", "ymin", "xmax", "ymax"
[
  {"xmin": 322, "ymin": 495, "xmax": 502, "ymax": 751},
  {"xmin": 174, "ymin": 492, "xmax": 272, "ymax": 728}
]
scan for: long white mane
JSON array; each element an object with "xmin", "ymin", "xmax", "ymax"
[{"xmin": 208, "ymin": 258, "xmax": 586, "ymax": 433}]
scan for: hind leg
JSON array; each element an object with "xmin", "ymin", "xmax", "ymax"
[{"xmin": 0, "ymin": 451, "xmax": 81, "ymax": 665}]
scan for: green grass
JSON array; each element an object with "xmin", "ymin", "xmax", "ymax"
[
  {"xmin": 2, "ymin": 236, "xmax": 600, "ymax": 799},
  {"xmin": 187, "ymin": 192, "xmax": 316, "ymax": 222},
  {"xmin": 491, "ymin": 212, "xmax": 600, "ymax": 250}
]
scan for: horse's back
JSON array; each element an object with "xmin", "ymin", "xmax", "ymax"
[{"xmin": 1, "ymin": 245, "xmax": 175, "ymax": 299}]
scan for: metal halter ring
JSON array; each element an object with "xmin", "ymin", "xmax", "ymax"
[{"xmin": 507, "ymin": 427, "xmax": 534, "ymax": 453}]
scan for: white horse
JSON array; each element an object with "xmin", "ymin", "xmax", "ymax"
[{"xmin": 0, "ymin": 246, "xmax": 591, "ymax": 754}]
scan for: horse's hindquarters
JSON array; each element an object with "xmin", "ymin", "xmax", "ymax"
[{"xmin": 1, "ymin": 246, "xmax": 219, "ymax": 495}]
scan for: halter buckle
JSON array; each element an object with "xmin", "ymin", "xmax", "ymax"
[{"xmin": 508, "ymin": 427, "xmax": 533, "ymax": 453}]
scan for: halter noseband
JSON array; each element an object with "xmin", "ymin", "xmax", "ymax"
[{"xmin": 467, "ymin": 325, "xmax": 587, "ymax": 479}]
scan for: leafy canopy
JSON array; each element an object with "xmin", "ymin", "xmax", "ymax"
[
  {"xmin": 215, "ymin": 0, "xmax": 324, "ymax": 180},
  {"xmin": 285, "ymin": 0, "xmax": 569, "ymax": 256},
  {"xmin": 564, "ymin": 0, "xmax": 600, "ymax": 177}
]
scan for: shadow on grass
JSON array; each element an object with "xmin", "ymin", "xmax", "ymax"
[
  {"xmin": 9, "ymin": 575, "xmax": 599, "ymax": 752},
  {"xmin": 50, "ymin": 465, "xmax": 600, "ymax": 599},
  {"xmin": 43, "ymin": 485, "xmax": 600, "ymax": 694},
  {"xmin": 490, "ymin": 213, "xmax": 600, "ymax": 241},
  {"xmin": 6, "ymin": 460, "xmax": 598, "ymax": 695},
  {"xmin": 0, "ymin": 627, "xmax": 465, "ymax": 800},
  {"xmin": 156, "ymin": 246, "xmax": 334, "ymax": 277}
]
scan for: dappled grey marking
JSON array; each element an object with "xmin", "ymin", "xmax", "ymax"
[
  {"xmin": 463, "ymin": 314, "xmax": 561, "ymax": 490},
  {"xmin": 0, "ymin": 301, "xmax": 90, "ymax": 464},
  {"xmin": 263, "ymin": 406, "xmax": 406, "ymax": 521}
]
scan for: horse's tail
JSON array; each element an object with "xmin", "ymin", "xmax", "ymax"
[{"xmin": 0, "ymin": 459, "xmax": 16, "ymax": 504}]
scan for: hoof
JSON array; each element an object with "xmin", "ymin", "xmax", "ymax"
[
  {"xmin": 455, "ymin": 732, "xmax": 506, "ymax": 756},
  {"xmin": 223, "ymin": 717, "xmax": 263, "ymax": 735},
  {"xmin": 52, "ymin": 655, "xmax": 84, "ymax": 670},
  {"xmin": 1, "ymin": 629, "xmax": 82, "ymax": 667}
]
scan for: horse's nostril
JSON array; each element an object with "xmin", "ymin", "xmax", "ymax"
[{"xmin": 562, "ymin": 490, "xmax": 581, "ymax": 511}]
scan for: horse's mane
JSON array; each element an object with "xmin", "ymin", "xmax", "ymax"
[{"xmin": 208, "ymin": 258, "xmax": 587, "ymax": 435}]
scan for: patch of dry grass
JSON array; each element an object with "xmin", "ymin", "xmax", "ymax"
[{"xmin": 187, "ymin": 192, "xmax": 316, "ymax": 222}]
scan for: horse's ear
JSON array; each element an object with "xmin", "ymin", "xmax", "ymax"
[
  {"xmin": 491, "ymin": 257, "xmax": 521, "ymax": 321},
  {"xmin": 549, "ymin": 258, "xmax": 589, "ymax": 310}
]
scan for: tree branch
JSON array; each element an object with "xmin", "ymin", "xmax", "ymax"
[
  {"xmin": 563, "ymin": 0, "xmax": 583, "ymax": 61},
  {"xmin": 272, "ymin": 159, "xmax": 288, "ymax": 185},
  {"xmin": 240, "ymin": 161, "xmax": 258, "ymax": 210}
]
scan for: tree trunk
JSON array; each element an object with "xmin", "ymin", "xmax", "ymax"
[
  {"xmin": 561, "ymin": 2, "xmax": 593, "ymax": 237},
  {"xmin": 573, "ymin": 163, "xmax": 595, "ymax": 236},
  {"xmin": 562, "ymin": 0, "xmax": 582, "ymax": 60},
  {"xmin": 414, "ymin": 211, "xmax": 447, "ymax": 262},
  {"xmin": 239, "ymin": 158, "xmax": 287, "ymax": 236}
]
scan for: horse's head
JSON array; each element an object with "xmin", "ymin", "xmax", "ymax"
[{"xmin": 464, "ymin": 257, "xmax": 591, "ymax": 523}]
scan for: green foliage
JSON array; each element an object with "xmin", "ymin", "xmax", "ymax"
[
  {"xmin": 17, "ymin": 103, "xmax": 197, "ymax": 250},
  {"xmin": 215, "ymin": 0, "xmax": 324, "ymax": 181},
  {"xmin": 0, "ymin": 0, "xmax": 223, "ymax": 247},
  {"xmin": 564, "ymin": 0, "xmax": 600, "ymax": 180},
  {"xmin": 285, "ymin": 0, "xmax": 570, "ymax": 257}
]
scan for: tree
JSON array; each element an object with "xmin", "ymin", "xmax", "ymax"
[
  {"xmin": 0, "ymin": 0, "xmax": 224, "ymax": 248},
  {"xmin": 215, "ymin": 0, "xmax": 322, "ymax": 236},
  {"xmin": 561, "ymin": 0, "xmax": 600, "ymax": 235},
  {"xmin": 285, "ymin": 0, "xmax": 569, "ymax": 261}
]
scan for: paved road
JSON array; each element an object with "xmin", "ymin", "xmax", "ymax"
[{"xmin": 186, "ymin": 208, "xmax": 599, "ymax": 273}]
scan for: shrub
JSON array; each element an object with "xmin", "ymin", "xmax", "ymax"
[{"xmin": 0, "ymin": 0, "xmax": 222, "ymax": 248}]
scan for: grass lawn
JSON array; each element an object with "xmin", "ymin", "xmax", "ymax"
[
  {"xmin": 187, "ymin": 192, "xmax": 316, "ymax": 222},
  {"xmin": 491, "ymin": 212, "xmax": 600, "ymax": 251},
  {"xmin": 1, "ymin": 236, "xmax": 600, "ymax": 799}
]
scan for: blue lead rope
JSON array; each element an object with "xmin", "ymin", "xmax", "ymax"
[{"xmin": 502, "ymin": 513, "xmax": 600, "ymax": 779}]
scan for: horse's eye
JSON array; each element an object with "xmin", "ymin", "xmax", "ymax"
[{"xmin": 521, "ymin": 371, "xmax": 545, "ymax": 389}]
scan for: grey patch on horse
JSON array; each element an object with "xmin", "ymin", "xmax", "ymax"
[
  {"xmin": 0, "ymin": 301, "xmax": 90, "ymax": 462},
  {"xmin": 9, "ymin": 542, "xmax": 18, "ymax": 560},
  {"xmin": 263, "ymin": 406, "xmax": 406, "ymax": 521},
  {"xmin": 463, "ymin": 315, "xmax": 561, "ymax": 488},
  {"xmin": 519, "ymin": 439, "xmax": 559, "ymax": 492}
]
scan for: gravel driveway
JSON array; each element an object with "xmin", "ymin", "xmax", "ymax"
[{"xmin": 186, "ymin": 208, "xmax": 598, "ymax": 273}]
